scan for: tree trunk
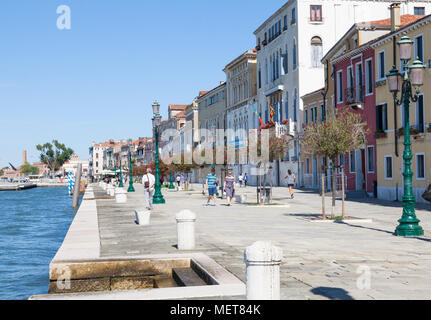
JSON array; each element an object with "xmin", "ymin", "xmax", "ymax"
[
  {"xmin": 263, "ymin": 163, "xmax": 268, "ymax": 203},
  {"xmin": 269, "ymin": 164, "xmax": 273, "ymax": 203}
]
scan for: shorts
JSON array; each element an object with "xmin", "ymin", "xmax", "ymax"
[
  {"xmin": 208, "ymin": 187, "xmax": 217, "ymax": 196},
  {"xmin": 288, "ymin": 184, "xmax": 294, "ymax": 188}
]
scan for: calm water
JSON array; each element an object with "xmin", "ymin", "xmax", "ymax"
[{"xmin": 0, "ymin": 187, "xmax": 76, "ymax": 299}]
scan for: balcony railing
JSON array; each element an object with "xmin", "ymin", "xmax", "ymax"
[{"xmin": 345, "ymin": 85, "xmax": 364, "ymax": 106}]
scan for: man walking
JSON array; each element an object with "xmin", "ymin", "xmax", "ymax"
[
  {"xmin": 205, "ymin": 168, "xmax": 218, "ymax": 206},
  {"xmin": 142, "ymin": 168, "xmax": 155, "ymax": 210}
]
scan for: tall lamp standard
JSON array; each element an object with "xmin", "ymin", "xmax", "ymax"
[
  {"xmin": 152, "ymin": 101, "xmax": 166, "ymax": 204},
  {"xmin": 169, "ymin": 170, "xmax": 175, "ymax": 189},
  {"xmin": 119, "ymin": 160, "xmax": 124, "ymax": 188},
  {"xmin": 386, "ymin": 35, "xmax": 425, "ymax": 237},
  {"xmin": 127, "ymin": 150, "xmax": 135, "ymax": 192}
]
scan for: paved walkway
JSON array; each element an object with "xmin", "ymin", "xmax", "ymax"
[{"xmin": 96, "ymin": 183, "xmax": 431, "ymax": 300}]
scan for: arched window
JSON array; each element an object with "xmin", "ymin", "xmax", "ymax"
[{"xmin": 311, "ymin": 36, "xmax": 323, "ymax": 68}]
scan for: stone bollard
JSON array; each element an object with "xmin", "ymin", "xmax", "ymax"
[
  {"xmin": 115, "ymin": 187, "xmax": 127, "ymax": 203},
  {"xmin": 108, "ymin": 186, "xmax": 115, "ymax": 197},
  {"xmin": 244, "ymin": 241, "xmax": 282, "ymax": 300},
  {"xmin": 176, "ymin": 210, "xmax": 196, "ymax": 250},
  {"xmin": 135, "ymin": 209, "xmax": 151, "ymax": 225},
  {"xmin": 106, "ymin": 185, "xmax": 112, "ymax": 195}
]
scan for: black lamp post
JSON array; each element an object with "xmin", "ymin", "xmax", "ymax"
[{"xmin": 386, "ymin": 35, "xmax": 425, "ymax": 237}]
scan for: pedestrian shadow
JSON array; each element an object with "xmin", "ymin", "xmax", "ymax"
[
  {"xmin": 310, "ymin": 287, "xmax": 354, "ymax": 300},
  {"xmin": 283, "ymin": 213, "xmax": 322, "ymax": 218}
]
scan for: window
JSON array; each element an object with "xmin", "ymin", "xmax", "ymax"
[
  {"xmin": 347, "ymin": 66, "xmax": 353, "ymax": 89},
  {"xmin": 416, "ymin": 153, "xmax": 425, "ymax": 179},
  {"xmin": 336, "ymin": 71, "xmax": 343, "ymax": 103},
  {"xmin": 376, "ymin": 103, "xmax": 388, "ymax": 131},
  {"xmin": 258, "ymin": 65, "xmax": 262, "ymax": 89},
  {"xmin": 367, "ymin": 146, "xmax": 375, "ymax": 173},
  {"xmin": 414, "ymin": 7, "xmax": 425, "ymax": 15},
  {"xmin": 415, "ymin": 35, "xmax": 424, "ymax": 63},
  {"xmin": 350, "ymin": 151, "xmax": 356, "ymax": 173},
  {"xmin": 355, "ymin": 62, "xmax": 363, "ymax": 101},
  {"xmin": 365, "ymin": 59, "xmax": 373, "ymax": 95},
  {"xmin": 293, "ymin": 90, "xmax": 297, "ymax": 122},
  {"xmin": 339, "ymin": 154, "xmax": 345, "ymax": 167},
  {"xmin": 305, "ymin": 109, "xmax": 309, "ymax": 124},
  {"xmin": 293, "ymin": 40, "xmax": 297, "ymax": 70},
  {"xmin": 377, "ymin": 51, "xmax": 386, "ymax": 80},
  {"xmin": 291, "ymin": 7, "xmax": 296, "ymax": 24},
  {"xmin": 310, "ymin": 5, "xmax": 322, "ymax": 21},
  {"xmin": 311, "ymin": 36, "xmax": 323, "ymax": 67},
  {"xmin": 416, "ymin": 94, "xmax": 425, "ymax": 132},
  {"xmin": 306, "ymin": 158, "xmax": 310, "ymax": 174},
  {"xmin": 321, "ymin": 104, "xmax": 326, "ymax": 121},
  {"xmin": 283, "ymin": 15, "xmax": 287, "ymax": 30},
  {"xmin": 285, "ymin": 95, "xmax": 289, "ymax": 119},
  {"xmin": 385, "ymin": 155, "xmax": 393, "ymax": 179}
]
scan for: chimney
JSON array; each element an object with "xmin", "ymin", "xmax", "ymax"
[
  {"xmin": 390, "ymin": 2, "xmax": 401, "ymax": 31},
  {"xmin": 23, "ymin": 150, "xmax": 27, "ymax": 165}
]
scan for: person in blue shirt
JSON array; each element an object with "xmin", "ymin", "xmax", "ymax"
[{"xmin": 205, "ymin": 168, "xmax": 218, "ymax": 206}]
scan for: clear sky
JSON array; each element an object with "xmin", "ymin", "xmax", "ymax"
[{"xmin": 0, "ymin": 0, "xmax": 284, "ymax": 168}]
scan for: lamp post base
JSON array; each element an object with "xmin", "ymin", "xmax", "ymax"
[
  {"xmin": 128, "ymin": 185, "xmax": 135, "ymax": 193},
  {"xmin": 395, "ymin": 220, "xmax": 424, "ymax": 237},
  {"xmin": 153, "ymin": 194, "xmax": 166, "ymax": 204}
]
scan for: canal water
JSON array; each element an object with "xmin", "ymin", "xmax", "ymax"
[{"xmin": 0, "ymin": 187, "xmax": 76, "ymax": 299}]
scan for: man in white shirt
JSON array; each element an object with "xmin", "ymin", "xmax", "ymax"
[
  {"xmin": 142, "ymin": 168, "xmax": 156, "ymax": 210},
  {"xmin": 284, "ymin": 169, "xmax": 296, "ymax": 199}
]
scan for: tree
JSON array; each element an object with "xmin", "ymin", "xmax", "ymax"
[
  {"xmin": 36, "ymin": 140, "xmax": 74, "ymax": 175},
  {"xmin": 302, "ymin": 109, "xmax": 367, "ymax": 219},
  {"xmin": 21, "ymin": 163, "xmax": 40, "ymax": 176}
]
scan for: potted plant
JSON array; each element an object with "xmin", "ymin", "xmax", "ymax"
[
  {"xmin": 255, "ymin": 45, "xmax": 261, "ymax": 51},
  {"xmin": 427, "ymin": 125, "xmax": 431, "ymax": 133},
  {"xmin": 374, "ymin": 130, "xmax": 387, "ymax": 139},
  {"xmin": 281, "ymin": 119, "xmax": 289, "ymax": 125},
  {"xmin": 262, "ymin": 39, "xmax": 267, "ymax": 46}
]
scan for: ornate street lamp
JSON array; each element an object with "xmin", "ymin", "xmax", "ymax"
[
  {"xmin": 119, "ymin": 160, "xmax": 124, "ymax": 188},
  {"xmin": 386, "ymin": 35, "xmax": 425, "ymax": 237},
  {"xmin": 169, "ymin": 170, "xmax": 175, "ymax": 189},
  {"xmin": 127, "ymin": 150, "xmax": 135, "ymax": 192},
  {"xmin": 152, "ymin": 101, "xmax": 166, "ymax": 204}
]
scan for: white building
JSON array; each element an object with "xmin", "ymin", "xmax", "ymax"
[
  {"xmin": 224, "ymin": 49, "xmax": 258, "ymax": 183},
  {"xmin": 253, "ymin": 0, "xmax": 431, "ymax": 186}
]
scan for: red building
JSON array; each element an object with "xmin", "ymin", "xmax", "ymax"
[{"xmin": 332, "ymin": 44, "xmax": 377, "ymax": 195}]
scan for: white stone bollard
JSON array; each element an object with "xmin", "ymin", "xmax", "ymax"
[
  {"xmin": 176, "ymin": 210, "xmax": 196, "ymax": 250},
  {"xmin": 244, "ymin": 241, "xmax": 282, "ymax": 300},
  {"xmin": 115, "ymin": 187, "xmax": 127, "ymax": 203},
  {"xmin": 135, "ymin": 209, "xmax": 151, "ymax": 225},
  {"xmin": 106, "ymin": 185, "xmax": 112, "ymax": 195},
  {"xmin": 108, "ymin": 186, "xmax": 115, "ymax": 197}
]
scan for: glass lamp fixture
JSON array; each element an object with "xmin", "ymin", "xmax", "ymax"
[
  {"xmin": 398, "ymin": 36, "xmax": 413, "ymax": 61},
  {"xmin": 409, "ymin": 59, "xmax": 425, "ymax": 87},
  {"xmin": 387, "ymin": 66, "xmax": 401, "ymax": 93}
]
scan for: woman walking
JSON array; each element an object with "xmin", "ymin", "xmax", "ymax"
[
  {"xmin": 224, "ymin": 170, "xmax": 235, "ymax": 206},
  {"xmin": 284, "ymin": 169, "xmax": 296, "ymax": 199}
]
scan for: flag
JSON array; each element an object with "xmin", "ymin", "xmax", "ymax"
[
  {"xmin": 251, "ymin": 104, "xmax": 264, "ymax": 128},
  {"xmin": 269, "ymin": 104, "xmax": 275, "ymax": 124}
]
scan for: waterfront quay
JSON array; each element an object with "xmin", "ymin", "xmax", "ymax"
[{"xmin": 31, "ymin": 183, "xmax": 431, "ymax": 300}]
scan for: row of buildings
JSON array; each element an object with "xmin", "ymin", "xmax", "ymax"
[
  {"xmin": 154, "ymin": 0, "xmax": 431, "ymax": 203},
  {"xmin": 89, "ymin": 137, "xmax": 153, "ymax": 179}
]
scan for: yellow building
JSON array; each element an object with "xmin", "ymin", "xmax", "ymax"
[{"xmin": 371, "ymin": 14, "xmax": 431, "ymax": 203}]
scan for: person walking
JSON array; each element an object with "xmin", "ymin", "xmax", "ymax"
[
  {"xmin": 238, "ymin": 173, "xmax": 243, "ymax": 188},
  {"xmin": 223, "ymin": 170, "xmax": 235, "ymax": 206},
  {"xmin": 180, "ymin": 174, "xmax": 185, "ymax": 189},
  {"xmin": 284, "ymin": 169, "xmax": 296, "ymax": 199},
  {"xmin": 176, "ymin": 175, "xmax": 181, "ymax": 190},
  {"xmin": 243, "ymin": 173, "xmax": 248, "ymax": 187},
  {"xmin": 205, "ymin": 168, "xmax": 218, "ymax": 206},
  {"xmin": 142, "ymin": 168, "xmax": 155, "ymax": 210}
]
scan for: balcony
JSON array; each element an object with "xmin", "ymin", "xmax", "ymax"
[{"xmin": 345, "ymin": 85, "xmax": 364, "ymax": 109}]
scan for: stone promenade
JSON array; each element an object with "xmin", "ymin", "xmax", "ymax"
[{"xmin": 96, "ymin": 182, "xmax": 431, "ymax": 300}]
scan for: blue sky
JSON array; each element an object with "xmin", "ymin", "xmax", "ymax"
[{"xmin": 0, "ymin": 0, "xmax": 284, "ymax": 168}]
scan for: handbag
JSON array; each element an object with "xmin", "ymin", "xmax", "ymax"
[{"xmin": 144, "ymin": 174, "xmax": 150, "ymax": 189}]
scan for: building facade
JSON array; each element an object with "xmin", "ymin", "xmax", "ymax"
[
  {"xmin": 372, "ymin": 14, "xmax": 431, "ymax": 203},
  {"xmin": 254, "ymin": 0, "xmax": 431, "ymax": 187}
]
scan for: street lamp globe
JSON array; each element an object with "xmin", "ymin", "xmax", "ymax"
[
  {"xmin": 409, "ymin": 59, "xmax": 426, "ymax": 87},
  {"xmin": 387, "ymin": 66, "xmax": 401, "ymax": 93},
  {"xmin": 398, "ymin": 36, "xmax": 413, "ymax": 61},
  {"xmin": 152, "ymin": 101, "xmax": 160, "ymax": 115}
]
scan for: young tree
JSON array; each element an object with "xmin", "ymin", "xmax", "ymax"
[
  {"xmin": 303, "ymin": 109, "xmax": 367, "ymax": 219},
  {"xmin": 21, "ymin": 163, "xmax": 40, "ymax": 176},
  {"xmin": 36, "ymin": 140, "xmax": 74, "ymax": 175}
]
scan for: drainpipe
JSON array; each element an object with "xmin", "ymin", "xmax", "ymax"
[{"xmin": 393, "ymin": 35, "xmax": 399, "ymax": 157}]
